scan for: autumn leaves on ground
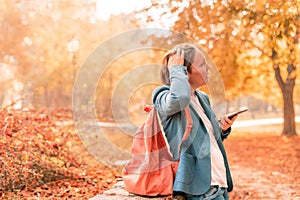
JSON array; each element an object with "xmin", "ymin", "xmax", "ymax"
[
  {"xmin": 1, "ymin": 108, "xmax": 300, "ymax": 199},
  {"xmin": 0, "ymin": 108, "xmax": 121, "ymax": 199}
]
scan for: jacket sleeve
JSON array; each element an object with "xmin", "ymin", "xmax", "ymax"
[
  {"xmin": 221, "ymin": 127, "xmax": 231, "ymax": 140},
  {"xmin": 152, "ymin": 66, "xmax": 190, "ymax": 117}
]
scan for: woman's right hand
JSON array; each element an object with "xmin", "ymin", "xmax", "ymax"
[{"xmin": 167, "ymin": 48, "xmax": 184, "ymax": 68}]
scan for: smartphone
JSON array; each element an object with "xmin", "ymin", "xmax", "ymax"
[{"xmin": 226, "ymin": 107, "xmax": 248, "ymax": 119}]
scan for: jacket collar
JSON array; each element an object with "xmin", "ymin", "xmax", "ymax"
[{"xmin": 191, "ymin": 90, "xmax": 222, "ymax": 139}]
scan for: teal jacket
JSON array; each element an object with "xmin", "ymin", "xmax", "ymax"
[{"xmin": 152, "ymin": 66, "xmax": 233, "ymax": 195}]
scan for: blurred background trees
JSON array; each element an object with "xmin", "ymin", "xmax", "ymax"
[
  {"xmin": 0, "ymin": 0, "xmax": 137, "ymax": 108},
  {"xmin": 0, "ymin": 0, "xmax": 299, "ymax": 134}
]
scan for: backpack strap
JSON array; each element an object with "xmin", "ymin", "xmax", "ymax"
[
  {"xmin": 177, "ymin": 107, "xmax": 193, "ymax": 158},
  {"xmin": 144, "ymin": 105, "xmax": 193, "ymax": 160},
  {"xmin": 182, "ymin": 107, "xmax": 193, "ymax": 141}
]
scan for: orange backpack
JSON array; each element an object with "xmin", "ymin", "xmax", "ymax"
[{"xmin": 122, "ymin": 106, "xmax": 193, "ymax": 196}]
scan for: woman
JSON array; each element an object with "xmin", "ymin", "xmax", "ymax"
[{"xmin": 152, "ymin": 43, "xmax": 237, "ymax": 200}]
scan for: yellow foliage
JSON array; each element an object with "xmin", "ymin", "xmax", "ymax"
[
  {"xmin": 148, "ymin": 0, "xmax": 300, "ymax": 103},
  {"xmin": 50, "ymin": 157, "xmax": 65, "ymax": 167},
  {"xmin": 288, "ymin": 70, "xmax": 297, "ymax": 80}
]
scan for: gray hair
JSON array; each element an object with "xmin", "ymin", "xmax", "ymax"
[{"xmin": 161, "ymin": 43, "xmax": 197, "ymax": 85}]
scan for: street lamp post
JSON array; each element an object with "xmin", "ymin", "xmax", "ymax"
[{"xmin": 67, "ymin": 39, "xmax": 80, "ymax": 79}]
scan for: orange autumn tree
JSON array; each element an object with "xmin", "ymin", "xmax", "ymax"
[{"xmin": 137, "ymin": 0, "xmax": 300, "ymax": 135}]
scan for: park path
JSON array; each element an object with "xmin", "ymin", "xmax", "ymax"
[
  {"xmin": 57, "ymin": 116, "xmax": 300, "ymax": 130},
  {"xmin": 232, "ymin": 116, "xmax": 300, "ymax": 128}
]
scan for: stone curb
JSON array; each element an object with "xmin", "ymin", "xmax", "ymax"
[{"xmin": 89, "ymin": 181, "xmax": 168, "ymax": 200}]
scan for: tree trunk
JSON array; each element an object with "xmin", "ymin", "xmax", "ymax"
[
  {"xmin": 282, "ymin": 83, "xmax": 296, "ymax": 135},
  {"xmin": 274, "ymin": 64, "xmax": 297, "ymax": 135}
]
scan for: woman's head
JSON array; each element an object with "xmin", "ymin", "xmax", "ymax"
[
  {"xmin": 161, "ymin": 43, "xmax": 197, "ymax": 85},
  {"xmin": 161, "ymin": 43, "xmax": 211, "ymax": 88}
]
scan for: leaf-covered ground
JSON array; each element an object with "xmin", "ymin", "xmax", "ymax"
[
  {"xmin": 1, "ymin": 107, "xmax": 299, "ymax": 199},
  {"xmin": 225, "ymin": 133, "xmax": 300, "ymax": 199},
  {"xmin": 0, "ymin": 108, "xmax": 122, "ymax": 199}
]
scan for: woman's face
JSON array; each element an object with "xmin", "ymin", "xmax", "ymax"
[{"xmin": 188, "ymin": 51, "xmax": 211, "ymax": 89}]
